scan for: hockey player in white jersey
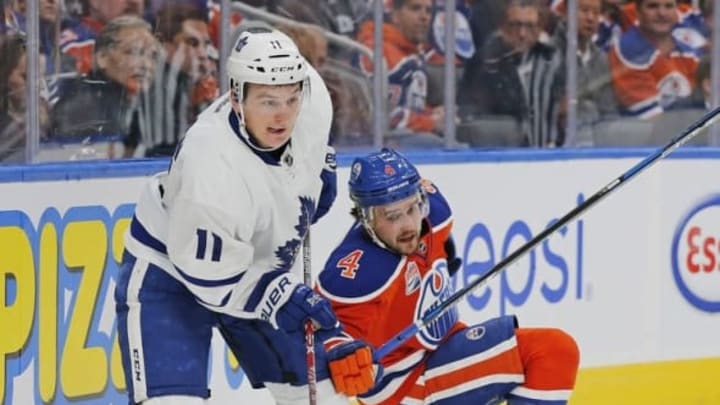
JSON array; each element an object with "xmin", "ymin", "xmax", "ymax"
[{"xmin": 115, "ymin": 28, "xmax": 378, "ymax": 404}]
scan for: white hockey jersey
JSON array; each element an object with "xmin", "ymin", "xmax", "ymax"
[{"xmin": 124, "ymin": 66, "xmax": 333, "ymax": 320}]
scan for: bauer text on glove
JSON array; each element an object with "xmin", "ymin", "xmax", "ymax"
[{"xmin": 258, "ymin": 273, "xmax": 338, "ymax": 332}]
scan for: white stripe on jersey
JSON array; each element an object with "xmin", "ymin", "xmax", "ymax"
[
  {"xmin": 360, "ymin": 350, "xmax": 425, "ymax": 404},
  {"xmin": 424, "ymin": 336, "xmax": 518, "ymax": 379},
  {"xmin": 429, "ymin": 373, "xmax": 525, "ymax": 403},
  {"xmin": 127, "ymin": 257, "xmax": 150, "ymax": 403},
  {"xmin": 510, "ymin": 386, "xmax": 573, "ymax": 401}
]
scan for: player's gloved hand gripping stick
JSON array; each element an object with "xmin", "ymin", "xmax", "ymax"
[
  {"xmin": 376, "ymin": 106, "xmax": 720, "ymax": 360},
  {"xmin": 271, "ymin": 282, "xmax": 337, "ymax": 333},
  {"xmin": 325, "ymin": 339, "xmax": 377, "ymax": 396},
  {"xmin": 264, "ymin": 229, "xmax": 376, "ymax": 400},
  {"xmin": 293, "ymin": 232, "xmax": 377, "ymax": 400}
]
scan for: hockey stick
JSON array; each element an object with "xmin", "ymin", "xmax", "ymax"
[
  {"xmin": 303, "ymin": 232, "xmax": 318, "ymax": 405},
  {"xmin": 376, "ymin": 106, "xmax": 720, "ymax": 360}
]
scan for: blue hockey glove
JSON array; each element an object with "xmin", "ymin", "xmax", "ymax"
[
  {"xmin": 326, "ymin": 339, "xmax": 381, "ymax": 396},
  {"xmin": 275, "ymin": 283, "xmax": 338, "ymax": 333}
]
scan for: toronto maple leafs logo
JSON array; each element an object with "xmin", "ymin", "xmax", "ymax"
[
  {"xmin": 275, "ymin": 239, "xmax": 301, "ymax": 272},
  {"xmin": 296, "ymin": 196, "xmax": 315, "ymax": 237},
  {"xmin": 273, "ymin": 196, "xmax": 316, "ymax": 271},
  {"xmin": 306, "ymin": 293, "xmax": 323, "ymax": 307},
  {"xmin": 234, "ymin": 36, "xmax": 249, "ymax": 52}
]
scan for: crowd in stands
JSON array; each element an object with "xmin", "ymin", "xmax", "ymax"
[{"xmin": 0, "ymin": 0, "xmax": 716, "ymax": 162}]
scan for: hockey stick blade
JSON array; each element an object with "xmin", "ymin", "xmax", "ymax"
[{"xmin": 375, "ymin": 106, "xmax": 720, "ymax": 360}]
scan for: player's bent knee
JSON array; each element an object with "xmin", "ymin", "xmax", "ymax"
[
  {"xmin": 516, "ymin": 327, "xmax": 580, "ymax": 388},
  {"xmin": 142, "ymin": 395, "xmax": 206, "ymax": 404},
  {"xmin": 550, "ymin": 328, "xmax": 580, "ymax": 369}
]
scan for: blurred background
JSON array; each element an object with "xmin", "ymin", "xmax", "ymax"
[{"xmin": 0, "ymin": 0, "xmax": 718, "ymax": 160}]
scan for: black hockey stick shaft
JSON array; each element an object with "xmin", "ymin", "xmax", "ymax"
[{"xmin": 376, "ymin": 106, "xmax": 720, "ymax": 360}]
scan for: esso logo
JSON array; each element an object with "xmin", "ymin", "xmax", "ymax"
[{"xmin": 671, "ymin": 194, "xmax": 720, "ymax": 312}]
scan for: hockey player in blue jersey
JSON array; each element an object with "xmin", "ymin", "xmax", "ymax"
[
  {"xmin": 317, "ymin": 148, "xmax": 580, "ymax": 404},
  {"xmin": 115, "ymin": 28, "xmax": 377, "ymax": 404}
]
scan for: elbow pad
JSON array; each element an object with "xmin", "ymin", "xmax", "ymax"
[{"xmin": 313, "ymin": 147, "xmax": 337, "ymax": 223}]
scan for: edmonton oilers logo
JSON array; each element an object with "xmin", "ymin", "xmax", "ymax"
[{"xmin": 671, "ymin": 194, "xmax": 720, "ymax": 312}]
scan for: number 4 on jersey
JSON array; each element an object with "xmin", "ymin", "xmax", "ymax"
[{"xmin": 337, "ymin": 249, "xmax": 364, "ymax": 279}]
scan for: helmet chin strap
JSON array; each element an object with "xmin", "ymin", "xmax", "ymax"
[
  {"xmin": 233, "ymin": 108, "xmax": 285, "ymax": 153},
  {"xmin": 359, "ymin": 207, "xmax": 392, "ymax": 251}
]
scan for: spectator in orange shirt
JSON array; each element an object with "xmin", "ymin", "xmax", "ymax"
[
  {"xmin": 553, "ymin": 0, "xmax": 707, "ymax": 51},
  {"xmin": 357, "ymin": 0, "xmax": 448, "ymax": 148},
  {"xmin": 608, "ymin": 0, "xmax": 701, "ymax": 118},
  {"xmin": 280, "ymin": 23, "xmax": 373, "ymax": 147},
  {"xmin": 59, "ymin": 0, "xmax": 144, "ymax": 74}
]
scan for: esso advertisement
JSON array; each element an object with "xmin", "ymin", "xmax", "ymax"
[
  {"xmin": 455, "ymin": 193, "xmax": 586, "ymax": 317},
  {"xmin": 672, "ymin": 194, "xmax": 720, "ymax": 312}
]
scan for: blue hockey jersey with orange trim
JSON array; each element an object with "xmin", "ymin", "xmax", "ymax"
[
  {"xmin": 59, "ymin": 17, "xmax": 104, "ymax": 74},
  {"xmin": 317, "ymin": 182, "xmax": 463, "ymax": 375},
  {"xmin": 551, "ymin": 0, "xmax": 708, "ymax": 51},
  {"xmin": 356, "ymin": 21, "xmax": 437, "ymax": 133}
]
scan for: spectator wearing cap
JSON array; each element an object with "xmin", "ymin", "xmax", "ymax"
[{"xmin": 357, "ymin": 0, "xmax": 449, "ymax": 148}]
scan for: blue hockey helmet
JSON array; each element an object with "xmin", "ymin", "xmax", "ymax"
[{"xmin": 349, "ymin": 148, "xmax": 422, "ymax": 208}]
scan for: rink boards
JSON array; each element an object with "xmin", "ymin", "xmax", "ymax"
[{"xmin": 1, "ymin": 149, "xmax": 719, "ymax": 404}]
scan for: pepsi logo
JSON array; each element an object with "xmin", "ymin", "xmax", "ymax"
[{"xmin": 671, "ymin": 194, "xmax": 720, "ymax": 312}]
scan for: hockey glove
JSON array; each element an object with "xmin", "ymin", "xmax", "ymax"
[
  {"xmin": 326, "ymin": 339, "xmax": 379, "ymax": 397},
  {"xmin": 444, "ymin": 236, "xmax": 462, "ymax": 277},
  {"xmin": 274, "ymin": 282, "xmax": 338, "ymax": 333}
]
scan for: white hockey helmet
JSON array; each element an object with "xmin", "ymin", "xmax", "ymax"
[{"xmin": 227, "ymin": 27, "xmax": 309, "ymax": 103}]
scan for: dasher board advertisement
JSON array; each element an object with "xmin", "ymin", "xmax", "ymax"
[{"xmin": 2, "ymin": 149, "xmax": 719, "ymax": 404}]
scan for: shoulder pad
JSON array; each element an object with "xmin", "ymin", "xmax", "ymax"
[
  {"xmin": 423, "ymin": 181, "xmax": 452, "ymax": 229},
  {"xmin": 616, "ymin": 28, "xmax": 657, "ymax": 69},
  {"xmin": 318, "ymin": 225, "xmax": 401, "ymax": 302}
]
